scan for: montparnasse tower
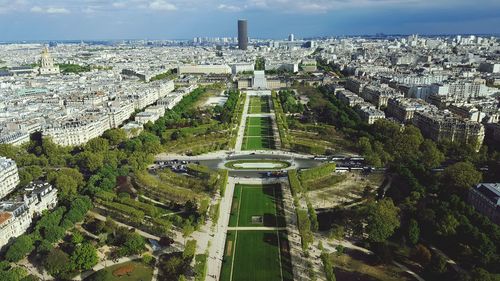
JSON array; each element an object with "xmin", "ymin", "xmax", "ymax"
[{"xmin": 39, "ymin": 47, "xmax": 60, "ymax": 75}]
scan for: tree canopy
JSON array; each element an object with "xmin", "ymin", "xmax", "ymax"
[{"xmin": 365, "ymin": 199, "xmax": 400, "ymax": 243}]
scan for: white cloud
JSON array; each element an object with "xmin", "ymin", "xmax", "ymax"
[
  {"xmin": 0, "ymin": 0, "xmax": 27, "ymax": 14},
  {"xmin": 211, "ymin": 0, "xmax": 499, "ymax": 13},
  {"xmin": 1, "ymin": 0, "xmax": 499, "ymax": 16},
  {"xmin": 149, "ymin": 0, "xmax": 177, "ymax": 11},
  {"xmin": 31, "ymin": 6, "xmax": 70, "ymax": 14},
  {"xmin": 218, "ymin": 4, "xmax": 242, "ymax": 12},
  {"xmin": 112, "ymin": 1, "xmax": 127, "ymax": 8}
]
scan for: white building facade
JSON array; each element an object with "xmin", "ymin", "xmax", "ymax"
[{"xmin": 0, "ymin": 157, "xmax": 20, "ymax": 200}]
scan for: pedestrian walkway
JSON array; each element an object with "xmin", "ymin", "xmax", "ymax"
[
  {"xmin": 206, "ymin": 177, "xmax": 237, "ymax": 281},
  {"xmin": 235, "ymin": 94, "xmax": 250, "ymax": 151}
]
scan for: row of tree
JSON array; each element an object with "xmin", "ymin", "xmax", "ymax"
[{"xmin": 313, "ymin": 86, "xmax": 500, "ymax": 277}]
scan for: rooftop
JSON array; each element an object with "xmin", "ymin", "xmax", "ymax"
[
  {"xmin": 474, "ymin": 183, "xmax": 500, "ymax": 205},
  {"xmin": 0, "ymin": 212, "xmax": 12, "ymax": 225}
]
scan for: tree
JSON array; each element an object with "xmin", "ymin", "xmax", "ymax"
[
  {"xmin": 77, "ymin": 151, "xmax": 104, "ymax": 173},
  {"xmin": 428, "ymin": 254, "xmax": 447, "ymax": 275},
  {"xmin": 391, "ymin": 125, "xmax": 424, "ymax": 163},
  {"xmin": 408, "ymin": 219, "xmax": 420, "ymax": 245},
  {"xmin": 70, "ymin": 243, "xmax": 98, "ymax": 271},
  {"xmin": 85, "ymin": 137, "xmax": 110, "ymax": 153},
  {"xmin": 43, "ymin": 226, "xmax": 65, "ymax": 243},
  {"xmin": 47, "ymin": 168, "xmax": 84, "ymax": 199},
  {"xmin": 0, "ymin": 266, "xmax": 29, "ymax": 281},
  {"xmin": 441, "ymin": 162, "xmax": 482, "ymax": 196},
  {"xmin": 102, "ymin": 128, "xmax": 127, "ymax": 146},
  {"xmin": 320, "ymin": 252, "xmax": 336, "ymax": 281},
  {"xmin": 161, "ymin": 255, "xmax": 188, "ymax": 279},
  {"xmin": 470, "ymin": 268, "xmax": 493, "ymax": 281},
  {"xmin": 44, "ymin": 249, "xmax": 69, "ymax": 276},
  {"xmin": 6, "ymin": 235, "xmax": 34, "ymax": 262},
  {"xmin": 411, "ymin": 244, "xmax": 431, "ymax": 266},
  {"xmin": 183, "ymin": 240, "xmax": 197, "ymax": 260},
  {"xmin": 18, "ymin": 166, "xmax": 43, "ymax": 186},
  {"xmin": 71, "ymin": 232, "xmax": 84, "ymax": 245},
  {"xmin": 182, "ymin": 224, "xmax": 195, "ymax": 243},
  {"xmin": 420, "ymin": 139, "xmax": 445, "ymax": 169},
  {"xmin": 365, "ymin": 199, "xmax": 400, "ymax": 243},
  {"xmin": 36, "ymin": 239, "xmax": 53, "ymax": 255},
  {"xmin": 436, "ymin": 213, "xmax": 459, "ymax": 236},
  {"xmin": 118, "ymin": 233, "xmax": 145, "ymax": 256}
]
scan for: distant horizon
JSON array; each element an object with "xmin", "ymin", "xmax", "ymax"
[
  {"xmin": 1, "ymin": 32, "xmax": 499, "ymax": 44},
  {"xmin": 1, "ymin": 0, "xmax": 500, "ymax": 41}
]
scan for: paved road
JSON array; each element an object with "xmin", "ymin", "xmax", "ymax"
[{"xmin": 155, "ymin": 151, "xmax": 325, "ymax": 172}]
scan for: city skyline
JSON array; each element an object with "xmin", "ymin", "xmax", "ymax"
[{"xmin": 1, "ymin": 0, "xmax": 500, "ymax": 40}]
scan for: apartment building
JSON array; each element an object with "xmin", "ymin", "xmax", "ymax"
[
  {"xmin": 0, "ymin": 157, "xmax": 19, "ymax": 200},
  {"xmin": 43, "ymin": 116, "xmax": 111, "ymax": 146},
  {"xmin": 355, "ymin": 102, "xmax": 386, "ymax": 124},
  {"xmin": 0, "ymin": 131, "xmax": 30, "ymax": 146},
  {"xmin": 345, "ymin": 77, "xmax": 368, "ymax": 94},
  {"xmin": 412, "ymin": 111, "xmax": 485, "ymax": 149},
  {"xmin": 178, "ymin": 64, "xmax": 231, "ymax": 75},
  {"xmin": 361, "ymin": 85, "xmax": 403, "ymax": 108},
  {"xmin": 336, "ymin": 90, "xmax": 365, "ymax": 107},
  {"xmin": 387, "ymin": 98, "xmax": 435, "ymax": 123},
  {"xmin": 468, "ymin": 183, "xmax": 500, "ymax": 224},
  {"xmin": 0, "ymin": 182, "xmax": 57, "ymax": 249}
]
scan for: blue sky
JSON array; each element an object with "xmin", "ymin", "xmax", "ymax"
[{"xmin": 1, "ymin": 0, "xmax": 499, "ymax": 40}]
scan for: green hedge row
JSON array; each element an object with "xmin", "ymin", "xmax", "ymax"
[
  {"xmin": 299, "ymin": 163, "xmax": 336, "ymax": 182},
  {"xmin": 96, "ymin": 198, "xmax": 145, "ymax": 220}
]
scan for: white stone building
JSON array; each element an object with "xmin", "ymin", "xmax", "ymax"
[
  {"xmin": 0, "ymin": 182, "xmax": 57, "ymax": 250},
  {"xmin": 0, "ymin": 157, "xmax": 19, "ymax": 200},
  {"xmin": 178, "ymin": 64, "xmax": 231, "ymax": 75}
]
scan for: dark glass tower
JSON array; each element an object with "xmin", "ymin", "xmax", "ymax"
[{"xmin": 238, "ymin": 19, "xmax": 248, "ymax": 50}]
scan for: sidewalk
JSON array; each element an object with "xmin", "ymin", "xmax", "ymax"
[
  {"xmin": 234, "ymin": 94, "xmax": 250, "ymax": 151},
  {"xmin": 206, "ymin": 176, "xmax": 237, "ymax": 281}
]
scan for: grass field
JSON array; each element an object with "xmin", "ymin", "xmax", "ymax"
[
  {"xmin": 86, "ymin": 261, "xmax": 153, "ymax": 281},
  {"xmin": 221, "ymin": 183, "xmax": 292, "ymax": 281},
  {"xmin": 220, "ymin": 230, "xmax": 293, "ymax": 281},
  {"xmin": 243, "ymin": 116, "xmax": 275, "ymax": 150},
  {"xmin": 249, "ymin": 96, "xmax": 271, "ymax": 114},
  {"xmin": 228, "ymin": 184, "xmax": 285, "ymax": 227}
]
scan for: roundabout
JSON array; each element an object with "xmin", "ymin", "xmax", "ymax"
[{"xmin": 224, "ymin": 159, "xmax": 291, "ymax": 170}]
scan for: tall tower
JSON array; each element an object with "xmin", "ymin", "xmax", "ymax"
[{"xmin": 238, "ymin": 19, "xmax": 248, "ymax": 50}]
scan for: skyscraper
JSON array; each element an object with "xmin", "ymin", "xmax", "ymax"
[{"xmin": 238, "ymin": 19, "xmax": 248, "ymax": 50}]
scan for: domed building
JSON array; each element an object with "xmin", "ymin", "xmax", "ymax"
[{"xmin": 38, "ymin": 47, "xmax": 60, "ymax": 75}]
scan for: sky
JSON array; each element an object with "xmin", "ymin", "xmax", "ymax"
[{"xmin": 0, "ymin": 0, "xmax": 499, "ymax": 41}]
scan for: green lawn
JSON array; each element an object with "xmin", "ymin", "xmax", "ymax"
[
  {"xmin": 85, "ymin": 261, "xmax": 153, "ymax": 281},
  {"xmin": 243, "ymin": 137, "xmax": 275, "ymax": 150},
  {"xmin": 220, "ymin": 230, "xmax": 292, "ymax": 281},
  {"xmin": 243, "ymin": 117, "xmax": 275, "ymax": 150},
  {"xmin": 224, "ymin": 160, "xmax": 291, "ymax": 170},
  {"xmin": 228, "ymin": 184, "xmax": 285, "ymax": 227},
  {"xmin": 221, "ymin": 183, "xmax": 292, "ymax": 281},
  {"xmin": 249, "ymin": 96, "xmax": 271, "ymax": 114},
  {"xmin": 247, "ymin": 116, "xmax": 272, "ymax": 127},
  {"xmin": 246, "ymin": 125, "xmax": 272, "ymax": 137}
]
